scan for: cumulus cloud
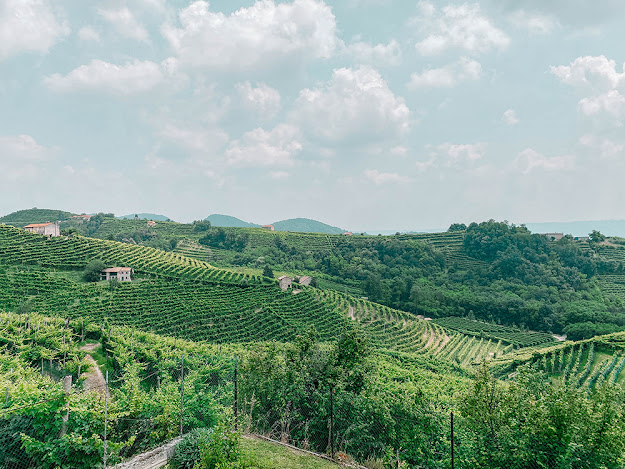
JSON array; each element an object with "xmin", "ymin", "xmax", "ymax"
[
  {"xmin": 363, "ymin": 169, "xmax": 410, "ymax": 185},
  {"xmin": 414, "ymin": 2, "xmax": 509, "ymax": 55},
  {"xmin": 579, "ymin": 90, "xmax": 625, "ymax": 118},
  {"xmin": 502, "ymin": 109, "xmax": 519, "ymax": 125},
  {"xmin": 162, "ymin": 0, "xmax": 338, "ymax": 71},
  {"xmin": 345, "ymin": 39, "xmax": 401, "ymax": 66},
  {"xmin": 77, "ymin": 26, "xmax": 100, "ymax": 42},
  {"xmin": 44, "ymin": 58, "xmax": 183, "ymax": 95},
  {"xmin": 98, "ymin": 7, "xmax": 150, "ymax": 42},
  {"xmin": 429, "ymin": 142, "xmax": 485, "ymax": 163},
  {"xmin": 235, "ymin": 82, "xmax": 281, "ymax": 119},
  {"xmin": 408, "ymin": 57, "xmax": 482, "ymax": 88},
  {"xmin": 225, "ymin": 124, "xmax": 302, "ymax": 167},
  {"xmin": 579, "ymin": 135, "xmax": 624, "ymax": 158},
  {"xmin": 292, "ymin": 66, "xmax": 410, "ymax": 145},
  {"xmin": 0, "ymin": 134, "xmax": 56, "ymax": 161},
  {"xmin": 550, "ymin": 55, "xmax": 625, "ymax": 89},
  {"xmin": 0, "ymin": 0, "xmax": 69, "ymax": 60},
  {"xmin": 509, "ymin": 10, "xmax": 558, "ymax": 34},
  {"xmin": 516, "ymin": 148, "xmax": 575, "ymax": 173}
]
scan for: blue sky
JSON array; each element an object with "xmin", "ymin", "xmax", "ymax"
[{"xmin": 1, "ymin": 0, "xmax": 625, "ymax": 231}]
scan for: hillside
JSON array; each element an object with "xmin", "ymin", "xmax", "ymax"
[
  {"xmin": 272, "ymin": 217, "xmax": 346, "ymax": 234},
  {"xmin": 117, "ymin": 213, "xmax": 172, "ymax": 221},
  {"xmin": 0, "ymin": 207, "xmax": 75, "ymax": 227},
  {"xmin": 205, "ymin": 213, "xmax": 260, "ymax": 228},
  {"xmin": 525, "ymin": 220, "xmax": 625, "ymax": 237}
]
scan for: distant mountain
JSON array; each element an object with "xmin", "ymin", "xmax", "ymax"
[
  {"xmin": 0, "ymin": 208, "xmax": 75, "ymax": 227},
  {"xmin": 525, "ymin": 220, "xmax": 625, "ymax": 238},
  {"xmin": 117, "ymin": 213, "xmax": 172, "ymax": 221},
  {"xmin": 272, "ymin": 218, "xmax": 346, "ymax": 234},
  {"xmin": 205, "ymin": 214, "xmax": 260, "ymax": 228}
]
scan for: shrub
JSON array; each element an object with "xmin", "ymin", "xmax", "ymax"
[
  {"xmin": 171, "ymin": 428, "xmax": 214, "ymax": 469},
  {"xmin": 196, "ymin": 421, "xmax": 241, "ymax": 469}
]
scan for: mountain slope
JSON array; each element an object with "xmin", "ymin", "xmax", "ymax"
[
  {"xmin": 272, "ymin": 217, "xmax": 345, "ymax": 234},
  {"xmin": 206, "ymin": 214, "xmax": 260, "ymax": 228}
]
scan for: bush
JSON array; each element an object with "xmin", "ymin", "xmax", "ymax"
[
  {"xmin": 196, "ymin": 421, "xmax": 241, "ymax": 469},
  {"xmin": 83, "ymin": 260, "xmax": 106, "ymax": 282},
  {"xmin": 171, "ymin": 428, "xmax": 214, "ymax": 469}
]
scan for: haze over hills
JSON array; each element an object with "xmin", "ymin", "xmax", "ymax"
[
  {"xmin": 117, "ymin": 213, "xmax": 172, "ymax": 221},
  {"xmin": 205, "ymin": 214, "xmax": 260, "ymax": 228},
  {"xmin": 206, "ymin": 214, "xmax": 346, "ymax": 234}
]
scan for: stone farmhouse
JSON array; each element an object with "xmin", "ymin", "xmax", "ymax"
[
  {"xmin": 24, "ymin": 222, "xmax": 60, "ymax": 238},
  {"xmin": 101, "ymin": 267, "xmax": 132, "ymax": 282},
  {"xmin": 298, "ymin": 276, "xmax": 312, "ymax": 286},
  {"xmin": 262, "ymin": 225, "xmax": 275, "ymax": 231},
  {"xmin": 278, "ymin": 275, "xmax": 292, "ymax": 291}
]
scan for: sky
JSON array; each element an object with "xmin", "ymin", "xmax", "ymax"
[{"xmin": 1, "ymin": 0, "xmax": 625, "ymax": 231}]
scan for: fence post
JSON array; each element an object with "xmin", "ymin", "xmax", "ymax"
[
  {"xmin": 59, "ymin": 375, "xmax": 72, "ymax": 438},
  {"xmin": 451, "ymin": 411, "xmax": 455, "ymax": 469},
  {"xmin": 234, "ymin": 357, "xmax": 238, "ymax": 432},
  {"xmin": 104, "ymin": 370, "xmax": 109, "ymax": 468},
  {"xmin": 180, "ymin": 355, "xmax": 184, "ymax": 436},
  {"xmin": 329, "ymin": 386, "xmax": 335, "ymax": 459}
]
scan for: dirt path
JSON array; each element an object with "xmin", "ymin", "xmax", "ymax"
[{"xmin": 80, "ymin": 343, "xmax": 107, "ymax": 395}]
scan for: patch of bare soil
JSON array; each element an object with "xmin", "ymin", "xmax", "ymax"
[{"xmin": 79, "ymin": 344, "xmax": 107, "ymax": 395}]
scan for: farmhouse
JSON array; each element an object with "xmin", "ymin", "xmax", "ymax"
[
  {"xmin": 24, "ymin": 222, "xmax": 60, "ymax": 238},
  {"xmin": 542, "ymin": 232, "xmax": 564, "ymax": 241},
  {"xmin": 298, "ymin": 276, "xmax": 312, "ymax": 286},
  {"xmin": 343, "ymin": 232, "xmax": 353, "ymax": 236},
  {"xmin": 278, "ymin": 275, "xmax": 292, "ymax": 291},
  {"xmin": 261, "ymin": 225, "xmax": 275, "ymax": 231},
  {"xmin": 147, "ymin": 220, "xmax": 156, "ymax": 227},
  {"xmin": 71, "ymin": 214, "xmax": 91, "ymax": 221},
  {"xmin": 101, "ymin": 267, "xmax": 132, "ymax": 282}
]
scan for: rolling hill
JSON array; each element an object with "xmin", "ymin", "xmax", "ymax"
[
  {"xmin": 205, "ymin": 214, "xmax": 260, "ymax": 228},
  {"xmin": 271, "ymin": 217, "xmax": 346, "ymax": 234},
  {"xmin": 0, "ymin": 207, "xmax": 75, "ymax": 227},
  {"xmin": 117, "ymin": 213, "xmax": 172, "ymax": 221}
]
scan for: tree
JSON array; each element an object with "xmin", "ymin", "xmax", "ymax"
[
  {"xmin": 193, "ymin": 220, "xmax": 212, "ymax": 232},
  {"xmin": 589, "ymin": 230, "xmax": 606, "ymax": 244},
  {"xmin": 262, "ymin": 265, "xmax": 274, "ymax": 278},
  {"xmin": 83, "ymin": 260, "xmax": 106, "ymax": 282},
  {"xmin": 448, "ymin": 223, "xmax": 467, "ymax": 232}
]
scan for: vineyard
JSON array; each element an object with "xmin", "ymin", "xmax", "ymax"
[
  {"xmin": 0, "ymin": 225, "xmax": 262, "ymax": 285},
  {"xmin": 491, "ymin": 331, "xmax": 625, "ymax": 389},
  {"xmin": 433, "ymin": 316, "xmax": 555, "ymax": 347},
  {"xmin": 0, "ymin": 208, "xmax": 75, "ymax": 227}
]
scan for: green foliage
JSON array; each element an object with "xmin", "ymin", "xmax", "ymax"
[
  {"xmin": 193, "ymin": 221, "xmax": 212, "ymax": 232},
  {"xmin": 172, "ymin": 428, "xmax": 215, "ymax": 469},
  {"xmin": 196, "ymin": 421, "xmax": 241, "ymax": 469},
  {"xmin": 83, "ymin": 259, "xmax": 106, "ymax": 282},
  {"xmin": 448, "ymin": 223, "xmax": 467, "ymax": 232},
  {"xmin": 262, "ymin": 265, "xmax": 273, "ymax": 278}
]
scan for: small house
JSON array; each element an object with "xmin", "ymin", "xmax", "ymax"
[
  {"xmin": 542, "ymin": 232, "xmax": 564, "ymax": 241},
  {"xmin": 343, "ymin": 232, "xmax": 353, "ymax": 236},
  {"xmin": 576, "ymin": 236, "xmax": 590, "ymax": 242},
  {"xmin": 101, "ymin": 267, "xmax": 132, "ymax": 282},
  {"xmin": 298, "ymin": 276, "xmax": 312, "ymax": 286},
  {"xmin": 71, "ymin": 214, "xmax": 92, "ymax": 222},
  {"xmin": 262, "ymin": 225, "xmax": 275, "ymax": 231},
  {"xmin": 24, "ymin": 222, "xmax": 60, "ymax": 238},
  {"xmin": 147, "ymin": 220, "xmax": 156, "ymax": 227},
  {"xmin": 278, "ymin": 275, "xmax": 292, "ymax": 291}
]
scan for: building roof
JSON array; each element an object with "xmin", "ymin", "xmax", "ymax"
[
  {"xmin": 262, "ymin": 224, "xmax": 274, "ymax": 228},
  {"xmin": 299, "ymin": 275, "xmax": 312, "ymax": 281},
  {"xmin": 278, "ymin": 275, "xmax": 291, "ymax": 281},
  {"xmin": 102, "ymin": 267, "xmax": 132, "ymax": 273},
  {"xmin": 24, "ymin": 223, "xmax": 52, "ymax": 228}
]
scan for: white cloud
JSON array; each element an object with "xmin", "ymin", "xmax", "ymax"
[
  {"xmin": 502, "ymin": 109, "xmax": 519, "ymax": 125},
  {"xmin": 225, "ymin": 124, "xmax": 302, "ymax": 167},
  {"xmin": 429, "ymin": 142, "xmax": 485, "ymax": 163},
  {"xmin": 292, "ymin": 66, "xmax": 410, "ymax": 145},
  {"xmin": 408, "ymin": 57, "xmax": 482, "ymax": 88},
  {"xmin": 509, "ymin": 10, "xmax": 558, "ymax": 35},
  {"xmin": 44, "ymin": 59, "xmax": 181, "ymax": 95},
  {"xmin": 162, "ymin": 0, "xmax": 338, "ymax": 71},
  {"xmin": 516, "ymin": 148, "xmax": 575, "ymax": 173},
  {"xmin": 0, "ymin": 0, "xmax": 69, "ymax": 60},
  {"xmin": 579, "ymin": 135, "xmax": 624, "ymax": 158},
  {"xmin": 579, "ymin": 90, "xmax": 625, "ymax": 118},
  {"xmin": 550, "ymin": 55, "xmax": 625, "ymax": 90},
  {"xmin": 0, "ymin": 134, "xmax": 56, "ymax": 161},
  {"xmin": 235, "ymin": 82, "xmax": 281, "ymax": 119},
  {"xmin": 345, "ymin": 39, "xmax": 401, "ymax": 66},
  {"xmin": 77, "ymin": 26, "xmax": 100, "ymax": 42},
  {"xmin": 98, "ymin": 7, "xmax": 150, "ymax": 43},
  {"xmin": 414, "ymin": 2, "xmax": 509, "ymax": 55},
  {"xmin": 363, "ymin": 169, "xmax": 410, "ymax": 185}
]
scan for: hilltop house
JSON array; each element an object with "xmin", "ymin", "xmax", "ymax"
[
  {"xmin": 298, "ymin": 276, "xmax": 312, "ymax": 286},
  {"xmin": 24, "ymin": 222, "xmax": 60, "ymax": 238},
  {"xmin": 147, "ymin": 220, "xmax": 156, "ymax": 227},
  {"xmin": 542, "ymin": 232, "xmax": 564, "ymax": 241},
  {"xmin": 262, "ymin": 225, "xmax": 275, "ymax": 231},
  {"xmin": 71, "ymin": 214, "xmax": 91, "ymax": 222},
  {"xmin": 343, "ymin": 232, "xmax": 353, "ymax": 236},
  {"xmin": 278, "ymin": 275, "xmax": 292, "ymax": 291},
  {"xmin": 101, "ymin": 267, "xmax": 132, "ymax": 282}
]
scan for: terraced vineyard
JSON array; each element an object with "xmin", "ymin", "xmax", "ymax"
[
  {"xmin": 0, "ymin": 225, "xmax": 262, "ymax": 285},
  {"xmin": 492, "ymin": 332, "xmax": 625, "ymax": 389},
  {"xmin": 433, "ymin": 316, "xmax": 555, "ymax": 347},
  {"xmin": 597, "ymin": 275, "xmax": 625, "ymax": 300}
]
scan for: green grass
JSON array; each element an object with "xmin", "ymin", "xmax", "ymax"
[{"xmin": 239, "ymin": 436, "xmax": 340, "ymax": 469}]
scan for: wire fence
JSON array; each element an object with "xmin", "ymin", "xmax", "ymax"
[{"xmin": 1, "ymin": 353, "xmax": 607, "ymax": 469}]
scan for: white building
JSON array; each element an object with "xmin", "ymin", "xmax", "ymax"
[
  {"xmin": 24, "ymin": 222, "xmax": 60, "ymax": 238},
  {"xmin": 101, "ymin": 267, "xmax": 132, "ymax": 282},
  {"xmin": 278, "ymin": 275, "xmax": 292, "ymax": 291}
]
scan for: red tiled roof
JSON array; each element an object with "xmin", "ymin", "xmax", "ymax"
[
  {"xmin": 102, "ymin": 267, "xmax": 132, "ymax": 273},
  {"xmin": 24, "ymin": 223, "xmax": 52, "ymax": 228}
]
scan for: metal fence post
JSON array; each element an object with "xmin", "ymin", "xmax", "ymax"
[
  {"xmin": 451, "ymin": 411, "xmax": 455, "ymax": 469},
  {"xmin": 180, "ymin": 355, "xmax": 184, "ymax": 437},
  {"xmin": 104, "ymin": 370, "xmax": 109, "ymax": 468},
  {"xmin": 234, "ymin": 357, "xmax": 238, "ymax": 432}
]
